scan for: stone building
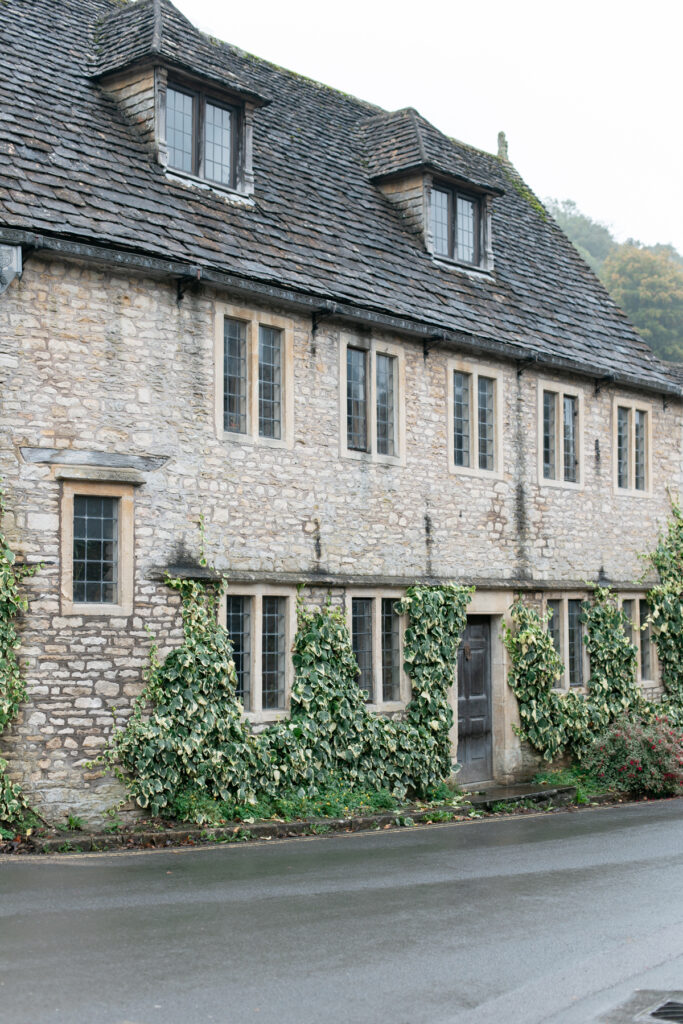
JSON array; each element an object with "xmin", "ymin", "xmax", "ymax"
[{"xmin": 1, "ymin": 0, "xmax": 681, "ymax": 820}]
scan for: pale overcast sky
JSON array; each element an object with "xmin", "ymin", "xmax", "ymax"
[{"xmin": 175, "ymin": 0, "xmax": 683, "ymax": 253}]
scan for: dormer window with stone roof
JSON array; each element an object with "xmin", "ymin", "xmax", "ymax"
[
  {"xmin": 90, "ymin": 0, "xmax": 269, "ymax": 197},
  {"xmin": 358, "ymin": 107, "xmax": 502, "ymax": 273}
]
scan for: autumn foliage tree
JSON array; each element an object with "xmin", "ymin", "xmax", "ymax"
[{"xmin": 600, "ymin": 244, "xmax": 683, "ymax": 362}]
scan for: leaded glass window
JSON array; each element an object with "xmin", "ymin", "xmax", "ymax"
[
  {"xmin": 381, "ymin": 598, "xmax": 401, "ymax": 702},
  {"xmin": 224, "ymin": 317, "xmax": 247, "ymax": 434},
  {"xmin": 430, "ymin": 186, "xmax": 481, "ymax": 264},
  {"xmin": 204, "ymin": 101, "xmax": 232, "ymax": 186},
  {"xmin": 258, "ymin": 325, "xmax": 282, "ymax": 439},
  {"xmin": 376, "ymin": 353, "xmax": 396, "ymax": 457},
  {"xmin": 347, "ymin": 348, "xmax": 367, "ymax": 451},
  {"xmin": 617, "ymin": 406, "xmax": 630, "ymax": 488},
  {"xmin": 166, "ymin": 87, "xmax": 194, "ymax": 173},
  {"xmin": 166, "ymin": 84, "xmax": 236, "ymax": 186},
  {"xmin": 262, "ymin": 596, "xmax": 286, "ymax": 710},
  {"xmin": 639, "ymin": 599, "xmax": 652, "ymax": 679},
  {"xmin": 453, "ymin": 371, "xmax": 471, "ymax": 468},
  {"xmin": 477, "ymin": 376, "xmax": 495, "ymax": 471},
  {"xmin": 616, "ymin": 405, "xmax": 649, "ymax": 491},
  {"xmin": 226, "ymin": 596, "xmax": 251, "ymax": 709},
  {"xmin": 635, "ymin": 410, "xmax": 647, "ymax": 491},
  {"xmin": 546, "ymin": 599, "xmax": 562, "ymax": 663},
  {"xmin": 543, "ymin": 391, "xmax": 557, "ymax": 480},
  {"xmin": 563, "ymin": 395, "xmax": 578, "ymax": 483},
  {"xmin": 73, "ymin": 496, "xmax": 118, "ymax": 604},
  {"xmin": 352, "ymin": 597, "xmax": 373, "ymax": 700},
  {"xmin": 621, "ymin": 599, "xmax": 634, "ymax": 644},
  {"xmin": 430, "ymin": 187, "xmax": 450, "ymax": 256},
  {"xmin": 456, "ymin": 195, "xmax": 476, "ymax": 263},
  {"xmin": 567, "ymin": 599, "xmax": 584, "ymax": 687},
  {"xmin": 542, "ymin": 389, "xmax": 581, "ymax": 483}
]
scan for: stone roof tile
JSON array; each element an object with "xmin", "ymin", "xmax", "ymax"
[
  {"xmin": 90, "ymin": 0, "xmax": 269, "ymax": 103},
  {"xmin": 0, "ymin": 0, "xmax": 677, "ymax": 395}
]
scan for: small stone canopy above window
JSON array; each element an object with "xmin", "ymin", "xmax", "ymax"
[
  {"xmin": 356, "ymin": 107, "xmax": 503, "ymax": 271},
  {"xmin": 89, "ymin": 0, "xmax": 270, "ymax": 195},
  {"xmin": 20, "ymin": 446, "xmax": 169, "ymax": 485}
]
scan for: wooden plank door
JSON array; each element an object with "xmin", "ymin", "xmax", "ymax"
[{"xmin": 457, "ymin": 616, "xmax": 493, "ymax": 784}]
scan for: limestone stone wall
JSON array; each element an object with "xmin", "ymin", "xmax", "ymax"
[{"xmin": 1, "ymin": 255, "xmax": 680, "ymax": 818}]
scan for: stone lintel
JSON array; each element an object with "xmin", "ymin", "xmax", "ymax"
[{"xmin": 55, "ymin": 467, "xmax": 145, "ymax": 486}]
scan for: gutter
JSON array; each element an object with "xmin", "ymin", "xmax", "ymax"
[{"xmin": 2, "ymin": 227, "xmax": 680, "ymax": 401}]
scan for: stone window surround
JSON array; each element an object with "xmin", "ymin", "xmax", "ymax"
[
  {"xmin": 338, "ymin": 332, "xmax": 406, "ymax": 466},
  {"xmin": 612, "ymin": 397, "xmax": 652, "ymax": 497},
  {"xmin": 543, "ymin": 593, "xmax": 590, "ymax": 691},
  {"xmin": 219, "ymin": 583, "xmax": 297, "ymax": 725},
  {"xmin": 214, "ymin": 301, "xmax": 294, "ymax": 449},
  {"xmin": 446, "ymin": 357, "xmax": 504, "ymax": 479},
  {"xmin": 343, "ymin": 588, "xmax": 409, "ymax": 711},
  {"xmin": 619, "ymin": 592, "xmax": 658, "ymax": 685},
  {"xmin": 60, "ymin": 480, "xmax": 135, "ymax": 618},
  {"xmin": 536, "ymin": 378, "xmax": 584, "ymax": 489}
]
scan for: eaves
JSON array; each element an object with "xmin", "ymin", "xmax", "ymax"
[{"xmin": 2, "ymin": 226, "xmax": 680, "ymax": 402}]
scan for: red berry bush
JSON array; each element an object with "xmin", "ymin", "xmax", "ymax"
[{"xmin": 582, "ymin": 715, "xmax": 683, "ymax": 798}]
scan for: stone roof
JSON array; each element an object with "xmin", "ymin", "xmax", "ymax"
[
  {"xmin": 0, "ymin": 0, "xmax": 678, "ymax": 394},
  {"xmin": 358, "ymin": 108, "xmax": 503, "ymax": 193},
  {"xmin": 89, "ymin": 0, "xmax": 269, "ymax": 103},
  {"xmin": 665, "ymin": 362, "xmax": 683, "ymax": 386}
]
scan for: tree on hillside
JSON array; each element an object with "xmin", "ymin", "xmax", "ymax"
[
  {"xmin": 601, "ymin": 245, "xmax": 683, "ymax": 362},
  {"xmin": 546, "ymin": 197, "xmax": 683, "ymax": 362},
  {"xmin": 545, "ymin": 198, "xmax": 616, "ymax": 275}
]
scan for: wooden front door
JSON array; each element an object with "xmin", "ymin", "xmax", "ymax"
[{"xmin": 457, "ymin": 616, "xmax": 493, "ymax": 784}]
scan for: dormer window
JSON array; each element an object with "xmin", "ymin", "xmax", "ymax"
[
  {"xmin": 166, "ymin": 84, "xmax": 238, "ymax": 188},
  {"xmin": 430, "ymin": 185, "xmax": 481, "ymax": 265}
]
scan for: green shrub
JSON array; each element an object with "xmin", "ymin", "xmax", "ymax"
[{"xmin": 582, "ymin": 715, "xmax": 683, "ymax": 797}]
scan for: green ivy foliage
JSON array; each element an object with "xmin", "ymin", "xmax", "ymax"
[
  {"xmin": 503, "ymin": 601, "xmax": 588, "ymax": 761},
  {"xmin": 105, "ymin": 576, "xmax": 258, "ymax": 812},
  {"xmin": 0, "ymin": 484, "xmax": 40, "ymax": 827},
  {"xmin": 504, "ymin": 589, "xmax": 642, "ymax": 762},
  {"xmin": 581, "ymin": 587, "xmax": 641, "ymax": 732},
  {"xmin": 105, "ymin": 580, "xmax": 473, "ymax": 819},
  {"xmin": 647, "ymin": 501, "xmax": 683, "ymax": 723},
  {"xmin": 398, "ymin": 584, "xmax": 474, "ymax": 789}
]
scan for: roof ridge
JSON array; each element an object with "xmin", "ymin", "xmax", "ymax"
[
  {"xmin": 151, "ymin": 0, "xmax": 162, "ymax": 52},
  {"xmin": 407, "ymin": 107, "xmax": 428, "ymax": 166}
]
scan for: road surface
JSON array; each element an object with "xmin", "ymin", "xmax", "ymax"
[{"xmin": 2, "ymin": 799, "xmax": 683, "ymax": 1024}]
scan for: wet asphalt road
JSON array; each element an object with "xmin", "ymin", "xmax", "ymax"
[{"xmin": 1, "ymin": 799, "xmax": 683, "ymax": 1024}]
